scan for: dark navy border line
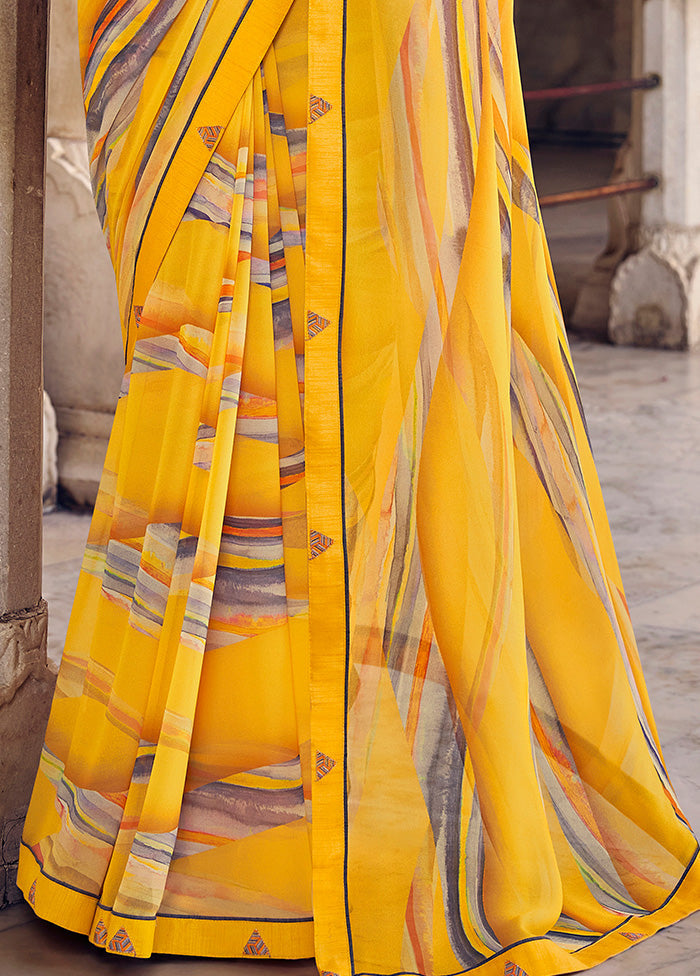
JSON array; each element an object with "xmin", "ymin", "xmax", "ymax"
[
  {"xmin": 124, "ymin": 0, "xmax": 257, "ymax": 362},
  {"xmin": 354, "ymin": 936, "xmax": 556, "ymax": 976},
  {"xmin": 149, "ymin": 914, "xmax": 313, "ymax": 924},
  {"xmin": 351, "ymin": 841, "xmax": 700, "ymax": 975},
  {"xmin": 338, "ymin": 0, "xmax": 354, "ymax": 972},
  {"xmin": 333, "ymin": 6, "xmax": 699, "ymax": 950},
  {"xmin": 96, "ymin": 907, "xmax": 314, "ymax": 924},
  {"xmin": 570, "ymin": 841, "xmax": 700, "ymax": 951},
  {"xmin": 19, "ymin": 792, "xmax": 699, "ymax": 957},
  {"xmin": 21, "ymin": 839, "xmax": 98, "ymax": 899},
  {"xmin": 22, "ymin": 838, "xmax": 313, "ymax": 925},
  {"xmin": 96, "ymin": 903, "xmax": 314, "ymax": 924}
]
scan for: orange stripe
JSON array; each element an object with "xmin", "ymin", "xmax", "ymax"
[
  {"xmin": 399, "ymin": 18, "xmax": 450, "ymax": 338},
  {"xmin": 404, "ymin": 609, "xmax": 434, "ymax": 750},
  {"xmin": 85, "ymin": 0, "xmax": 133, "ymax": 63}
]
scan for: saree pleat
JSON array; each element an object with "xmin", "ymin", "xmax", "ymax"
[
  {"xmin": 22, "ymin": 2, "xmax": 314, "ymax": 959},
  {"xmin": 19, "ymin": 0, "xmax": 700, "ymax": 972}
]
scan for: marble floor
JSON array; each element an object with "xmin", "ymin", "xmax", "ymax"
[{"xmin": 2, "ymin": 337, "xmax": 699, "ymax": 974}]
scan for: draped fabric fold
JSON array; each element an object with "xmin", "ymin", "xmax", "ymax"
[{"xmin": 20, "ymin": 0, "xmax": 700, "ymax": 973}]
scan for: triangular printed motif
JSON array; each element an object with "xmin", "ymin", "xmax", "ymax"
[
  {"xmin": 621, "ymin": 932, "xmax": 646, "ymax": 942},
  {"xmin": 243, "ymin": 929, "xmax": 271, "ymax": 956},
  {"xmin": 93, "ymin": 920, "xmax": 108, "ymax": 946},
  {"xmin": 310, "ymin": 529, "xmax": 333, "ymax": 559},
  {"xmin": 307, "ymin": 311, "xmax": 331, "ymax": 338},
  {"xmin": 309, "ymin": 94, "xmax": 332, "ymax": 122},
  {"xmin": 316, "ymin": 750, "xmax": 336, "ymax": 780},
  {"xmin": 504, "ymin": 963, "xmax": 529, "ymax": 976},
  {"xmin": 108, "ymin": 927, "xmax": 136, "ymax": 955},
  {"xmin": 197, "ymin": 125, "xmax": 223, "ymax": 150}
]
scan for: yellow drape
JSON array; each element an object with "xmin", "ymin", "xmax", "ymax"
[{"xmin": 20, "ymin": 1, "xmax": 700, "ymax": 973}]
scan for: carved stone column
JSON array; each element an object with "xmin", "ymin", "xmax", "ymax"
[
  {"xmin": 609, "ymin": 0, "xmax": 700, "ymax": 348},
  {"xmin": 44, "ymin": 0, "xmax": 123, "ymax": 507},
  {"xmin": 0, "ymin": 0, "xmax": 53, "ymax": 909},
  {"xmin": 569, "ymin": 0, "xmax": 641, "ymax": 339}
]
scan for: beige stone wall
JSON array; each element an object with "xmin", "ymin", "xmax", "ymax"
[
  {"xmin": 0, "ymin": 0, "xmax": 52, "ymax": 909},
  {"xmin": 44, "ymin": 0, "xmax": 123, "ymax": 507}
]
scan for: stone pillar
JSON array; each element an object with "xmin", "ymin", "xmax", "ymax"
[
  {"xmin": 44, "ymin": 0, "xmax": 124, "ymax": 507},
  {"xmin": 569, "ymin": 0, "xmax": 640, "ymax": 339},
  {"xmin": 610, "ymin": 0, "xmax": 700, "ymax": 348},
  {"xmin": 0, "ymin": 0, "xmax": 53, "ymax": 909}
]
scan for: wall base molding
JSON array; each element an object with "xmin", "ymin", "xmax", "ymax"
[{"xmin": 0, "ymin": 602, "xmax": 54, "ymax": 908}]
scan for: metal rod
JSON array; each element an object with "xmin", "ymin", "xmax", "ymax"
[
  {"xmin": 539, "ymin": 176, "xmax": 659, "ymax": 208},
  {"xmin": 525, "ymin": 74, "xmax": 661, "ymax": 103}
]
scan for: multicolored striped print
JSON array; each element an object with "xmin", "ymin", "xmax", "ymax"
[
  {"xmin": 19, "ymin": 0, "xmax": 700, "ymax": 970},
  {"xmin": 337, "ymin": 0, "xmax": 700, "ymax": 971},
  {"xmin": 22, "ymin": 0, "xmax": 314, "ymax": 961}
]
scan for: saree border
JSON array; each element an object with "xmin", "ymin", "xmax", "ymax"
[
  {"xmin": 339, "ymin": 1, "xmax": 354, "ymax": 968},
  {"xmin": 305, "ymin": 0, "xmax": 353, "ymax": 974},
  {"xmin": 350, "ymin": 844, "xmax": 700, "ymax": 976},
  {"xmin": 17, "ymin": 838, "xmax": 316, "ymax": 959}
]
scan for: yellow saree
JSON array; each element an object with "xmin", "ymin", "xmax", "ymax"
[{"xmin": 19, "ymin": 0, "xmax": 700, "ymax": 973}]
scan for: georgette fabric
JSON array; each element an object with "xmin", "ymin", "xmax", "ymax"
[{"xmin": 19, "ymin": 1, "xmax": 700, "ymax": 974}]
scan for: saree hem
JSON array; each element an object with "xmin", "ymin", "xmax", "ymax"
[
  {"xmin": 19, "ymin": 840, "xmax": 700, "ymax": 967},
  {"xmin": 18, "ymin": 844, "xmax": 315, "ymax": 959}
]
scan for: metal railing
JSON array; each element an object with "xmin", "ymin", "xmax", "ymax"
[
  {"xmin": 539, "ymin": 177, "xmax": 659, "ymax": 209},
  {"xmin": 526, "ymin": 75, "xmax": 660, "ymax": 208},
  {"xmin": 525, "ymin": 74, "xmax": 660, "ymax": 104}
]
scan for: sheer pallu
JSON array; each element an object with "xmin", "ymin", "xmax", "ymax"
[{"xmin": 19, "ymin": 1, "xmax": 700, "ymax": 974}]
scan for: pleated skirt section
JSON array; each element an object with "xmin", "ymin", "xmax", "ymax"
[{"xmin": 20, "ymin": 0, "xmax": 316, "ymax": 959}]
